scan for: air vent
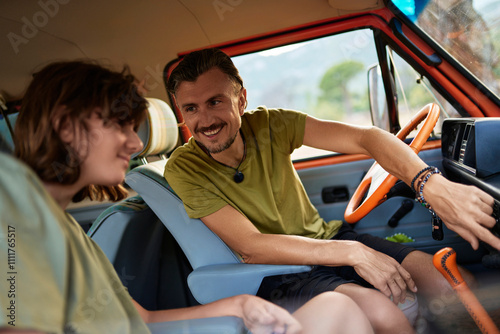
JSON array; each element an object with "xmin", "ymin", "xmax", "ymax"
[{"xmin": 458, "ymin": 124, "xmax": 472, "ymax": 164}]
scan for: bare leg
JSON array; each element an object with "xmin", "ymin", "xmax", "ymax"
[
  {"xmin": 401, "ymin": 250, "xmax": 475, "ymax": 298},
  {"xmin": 293, "ymin": 291, "xmax": 374, "ymax": 334},
  {"xmin": 336, "ymin": 283, "xmax": 415, "ymax": 334}
]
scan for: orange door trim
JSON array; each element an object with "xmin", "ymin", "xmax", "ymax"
[{"xmin": 294, "ymin": 140, "xmax": 441, "ymax": 170}]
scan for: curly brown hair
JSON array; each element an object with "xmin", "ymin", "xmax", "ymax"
[{"xmin": 14, "ymin": 60, "xmax": 148, "ymax": 203}]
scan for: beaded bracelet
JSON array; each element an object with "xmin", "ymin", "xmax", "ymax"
[
  {"xmin": 410, "ymin": 166, "xmax": 434, "ymax": 192},
  {"xmin": 415, "ymin": 167, "xmax": 441, "ymax": 209},
  {"xmin": 414, "ymin": 169, "xmax": 434, "ymax": 194},
  {"xmin": 411, "ymin": 166, "xmax": 444, "ymax": 240}
]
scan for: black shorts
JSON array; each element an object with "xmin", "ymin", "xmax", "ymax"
[{"xmin": 256, "ymin": 222, "xmax": 415, "ymax": 312}]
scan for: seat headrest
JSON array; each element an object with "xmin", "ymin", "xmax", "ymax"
[{"xmin": 133, "ymin": 97, "xmax": 179, "ymax": 159}]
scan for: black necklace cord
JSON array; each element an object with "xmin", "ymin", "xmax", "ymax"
[
  {"xmin": 203, "ymin": 131, "xmax": 246, "ymax": 183},
  {"xmin": 233, "ymin": 134, "xmax": 246, "ymax": 183}
]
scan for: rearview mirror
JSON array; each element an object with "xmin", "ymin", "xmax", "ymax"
[{"xmin": 368, "ymin": 64, "xmax": 390, "ymax": 131}]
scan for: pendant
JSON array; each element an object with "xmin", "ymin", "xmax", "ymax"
[{"xmin": 233, "ymin": 171, "xmax": 244, "ymax": 183}]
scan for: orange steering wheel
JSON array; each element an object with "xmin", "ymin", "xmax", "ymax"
[{"xmin": 344, "ymin": 103, "xmax": 441, "ymax": 224}]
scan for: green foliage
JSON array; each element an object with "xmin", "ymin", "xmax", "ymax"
[
  {"xmin": 319, "ymin": 60, "xmax": 364, "ymax": 99},
  {"xmin": 316, "ymin": 60, "xmax": 366, "ymax": 119},
  {"xmin": 386, "ymin": 233, "xmax": 415, "ymax": 243}
]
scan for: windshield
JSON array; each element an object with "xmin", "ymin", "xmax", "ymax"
[{"xmin": 391, "ymin": 0, "xmax": 500, "ymax": 98}]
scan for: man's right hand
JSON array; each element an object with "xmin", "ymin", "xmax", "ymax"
[{"xmin": 350, "ymin": 243, "xmax": 417, "ymax": 305}]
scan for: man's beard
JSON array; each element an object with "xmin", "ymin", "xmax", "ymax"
[{"xmin": 196, "ymin": 127, "xmax": 239, "ymax": 155}]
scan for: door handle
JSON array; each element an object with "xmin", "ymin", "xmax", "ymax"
[{"xmin": 322, "ymin": 186, "xmax": 349, "ymax": 203}]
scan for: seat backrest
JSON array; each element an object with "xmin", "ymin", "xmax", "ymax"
[
  {"xmin": 126, "ymin": 97, "xmax": 243, "ymax": 270},
  {"xmin": 126, "ymin": 160, "xmax": 243, "ymax": 270}
]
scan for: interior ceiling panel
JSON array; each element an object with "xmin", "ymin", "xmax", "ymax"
[{"xmin": 0, "ymin": 0, "xmax": 383, "ymax": 101}]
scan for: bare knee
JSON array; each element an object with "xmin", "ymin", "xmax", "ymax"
[
  {"xmin": 336, "ymin": 284, "xmax": 414, "ymax": 334},
  {"xmin": 367, "ymin": 300, "xmax": 414, "ymax": 334},
  {"xmin": 293, "ymin": 292, "xmax": 373, "ymax": 334},
  {"xmin": 311, "ymin": 291, "xmax": 360, "ymax": 312}
]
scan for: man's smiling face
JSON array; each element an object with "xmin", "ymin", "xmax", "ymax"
[{"xmin": 175, "ymin": 67, "xmax": 246, "ymax": 155}]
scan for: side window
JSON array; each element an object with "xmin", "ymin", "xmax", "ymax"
[
  {"xmin": 389, "ymin": 49, "xmax": 461, "ymax": 138},
  {"xmin": 232, "ymin": 29, "xmax": 379, "ymax": 160}
]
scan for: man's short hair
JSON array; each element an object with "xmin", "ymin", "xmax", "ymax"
[{"xmin": 167, "ymin": 48, "xmax": 244, "ymax": 96}]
